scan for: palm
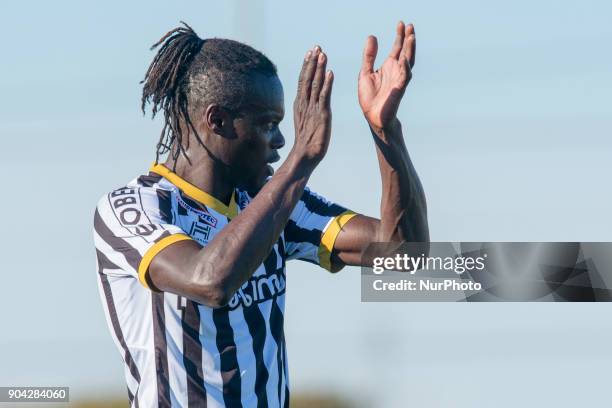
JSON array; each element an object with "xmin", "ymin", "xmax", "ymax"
[{"xmin": 358, "ymin": 22, "xmax": 416, "ymax": 130}]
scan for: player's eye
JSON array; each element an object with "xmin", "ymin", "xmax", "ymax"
[{"xmin": 267, "ymin": 122, "xmax": 278, "ymax": 131}]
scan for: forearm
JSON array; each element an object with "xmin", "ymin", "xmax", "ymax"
[
  {"xmin": 371, "ymin": 118, "xmax": 428, "ymax": 242},
  {"xmin": 192, "ymin": 151, "xmax": 313, "ymax": 301}
]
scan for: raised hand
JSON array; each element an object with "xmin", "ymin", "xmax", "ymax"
[
  {"xmin": 358, "ymin": 22, "xmax": 416, "ymax": 131},
  {"xmin": 293, "ymin": 46, "xmax": 334, "ymax": 165}
]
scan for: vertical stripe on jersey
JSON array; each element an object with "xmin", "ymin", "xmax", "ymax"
[
  {"xmin": 163, "ymin": 293, "xmax": 188, "ymax": 407},
  {"xmin": 256, "ymin": 299, "xmax": 279, "ymax": 408},
  {"xmin": 213, "ymin": 308, "xmax": 242, "ymax": 408},
  {"xmin": 182, "ymin": 299, "xmax": 208, "ymax": 407},
  {"xmin": 228, "ymin": 307, "xmax": 256, "ymax": 407},
  {"xmin": 94, "ymin": 210, "xmax": 142, "ymax": 271},
  {"xmin": 97, "ymin": 250, "xmax": 141, "ymax": 403},
  {"xmin": 156, "ymin": 189, "xmax": 174, "ymax": 224},
  {"xmin": 199, "ymin": 307, "xmax": 226, "ymax": 407},
  {"xmin": 279, "ymin": 235, "xmax": 290, "ymax": 408},
  {"xmin": 265, "ymin": 245, "xmax": 286, "ymax": 406},
  {"xmin": 269, "ymin": 299, "xmax": 285, "ymax": 406},
  {"xmin": 242, "ymin": 292, "xmax": 269, "ymax": 408},
  {"xmin": 152, "ymin": 292, "xmax": 171, "ymax": 408},
  {"xmin": 277, "ymin": 238, "xmax": 289, "ymax": 407},
  {"xmin": 284, "ymin": 220, "xmax": 322, "ymax": 247},
  {"xmin": 127, "ymin": 387, "xmax": 134, "ymax": 407}
]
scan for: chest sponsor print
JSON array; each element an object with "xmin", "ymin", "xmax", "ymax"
[{"xmin": 227, "ymin": 268, "xmax": 286, "ymax": 310}]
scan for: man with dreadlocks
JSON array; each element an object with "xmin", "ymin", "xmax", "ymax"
[{"xmin": 94, "ymin": 21, "xmax": 427, "ymax": 407}]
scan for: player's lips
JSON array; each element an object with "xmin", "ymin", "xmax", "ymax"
[{"xmin": 266, "ymin": 153, "xmax": 280, "ymax": 164}]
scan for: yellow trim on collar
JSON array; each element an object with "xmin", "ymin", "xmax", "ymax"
[
  {"xmin": 150, "ymin": 163, "xmax": 238, "ymax": 219},
  {"xmin": 138, "ymin": 233, "xmax": 192, "ymax": 289},
  {"xmin": 318, "ymin": 210, "xmax": 357, "ymax": 271}
]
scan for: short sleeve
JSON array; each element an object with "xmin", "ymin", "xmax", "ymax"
[
  {"xmin": 93, "ymin": 185, "xmax": 193, "ymax": 289},
  {"xmin": 284, "ymin": 187, "xmax": 357, "ymax": 271}
]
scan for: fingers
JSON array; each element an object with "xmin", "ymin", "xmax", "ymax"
[
  {"xmin": 400, "ymin": 23, "xmax": 416, "ymax": 69},
  {"xmin": 360, "ymin": 35, "xmax": 378, "ymax": 76},
  {"xmin": 296, "ymin": 49, "xmax": 312, "ymax": 96},
  {"xmin": 318, "ymin": 70, "xmax": 334, "ymax": 109},
  {"xmin": 388, "ymin": 21, "xmax": 405, "ymax": 60},
  {"xmin": 297, "ymin": 46, "xmax": 321, "ymax": 102},
  {"xmin": 310, "ymin": 52, "xmax": 327, "ymax": 103}
]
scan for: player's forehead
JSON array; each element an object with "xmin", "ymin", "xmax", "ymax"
[{"xmin": 244, "ymin": 73, "xmax": 285, "ymax": 120}]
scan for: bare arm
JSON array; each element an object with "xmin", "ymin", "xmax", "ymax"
[
  {"xmin": 149, "ymin": 47, "xmax": 335, "ymax": 306},
  {"xmin": 330, "ymin": 22, "xmax": 429, "ymax": 269}
]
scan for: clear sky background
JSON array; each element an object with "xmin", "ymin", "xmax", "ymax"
[{"xmin": 1, "ymin": 0, "xmax": 611, "ymax": 406}]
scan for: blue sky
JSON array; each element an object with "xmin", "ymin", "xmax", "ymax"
[{"xmin": 1, "ymin": 0, "xmax": 611, "ymax": 406}]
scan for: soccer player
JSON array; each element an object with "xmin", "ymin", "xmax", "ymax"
[{"xmin": 94, "ymin": 21, "xmax": 427, "ymax": 407}]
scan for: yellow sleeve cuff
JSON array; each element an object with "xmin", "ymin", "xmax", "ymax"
[
  {"xmin": 318, "ymin": 211, "xmax": 357, "ymax": 271},
  {"xmin": 138, "ymin": 233, "xmax": 192, "ymax": 289}
]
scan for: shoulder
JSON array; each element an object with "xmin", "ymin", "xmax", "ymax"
[
  {"xmin": 294, "ymin": 186, "xmax": 347, "ymax": 218},
  {"xmin": 95, "ymin": 173, "xmax": 178, "ymax": 230}
]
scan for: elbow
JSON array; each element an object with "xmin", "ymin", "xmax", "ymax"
[
  {"xmin": 204, "ymin": 287, "xmax": 232, "ymax": 308},
  {"xmin": 384, "ymin": 207, "xmax": 429, "ymax": 245},
  {"xmin": 391, "ymin": 223, "xmax": 429, "ymax": 245},
  {"xmin": 190, "ymin": 261, "xmax": 234, "ymax": 308},
  {"xmin": 192, "ymin": 281, "xmax": 233, "ymax": 308},
  {"xmin": 394, "ymin": 221, "xmax": 430, "ymax": 258}
]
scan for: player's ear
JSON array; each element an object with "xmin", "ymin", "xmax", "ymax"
[{"xmin": 204, "ymin": 104, "xmax": 233, "ymax": 137}]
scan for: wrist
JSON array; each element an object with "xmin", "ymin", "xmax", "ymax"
[
  {"xmin": 281, "ymin": 148, "xmax": 319, "ymax": 178},
  {"xmin": 287, "ymin": 146, "xmax": 323, "ymax": 172},
  {"xmin": 369, "ymin": 117, "xmax": 401, "ymax": 140}
]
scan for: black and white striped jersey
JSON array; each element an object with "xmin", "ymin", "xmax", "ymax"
[{"xmin": 93, "ymin": 164, "xmax": 356, "ymax": 408}]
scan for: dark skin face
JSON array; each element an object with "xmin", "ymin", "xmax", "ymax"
[
  {"xmin": 166, "ymin": 73, "xmax": 285, "ymax": 203},
  {"xmin": 206, "ymin": 74, "xmax": 286, "ymax": 194}
]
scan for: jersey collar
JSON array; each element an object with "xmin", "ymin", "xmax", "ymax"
[{"xmin": 150, "ymin": 163, "xmax": 238, "ymax": 219}]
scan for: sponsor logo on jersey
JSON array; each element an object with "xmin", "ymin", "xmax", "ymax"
[
  {"xmin": 189, "ymin": 220, "xmax": 211, "ymax": 243},
  {"xmin": 228, "ymin": 269, "xmax": 286, "ymax": 310},
  {"xmin": 177, "ymin": 195, "xmax": 218, "ymax": 227},
  {"xmin": 109, "ymin": 187, "xmax": 157, "ymax": 236}
]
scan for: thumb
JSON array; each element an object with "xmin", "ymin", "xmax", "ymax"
[{"xmin": 360, "ymin": 35, "xmax": 378, "ymax": 76}]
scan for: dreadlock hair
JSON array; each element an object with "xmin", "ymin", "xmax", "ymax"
[{"xmin": 141, "ymin": 21, "xmax": 277, "ymax": 165}]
